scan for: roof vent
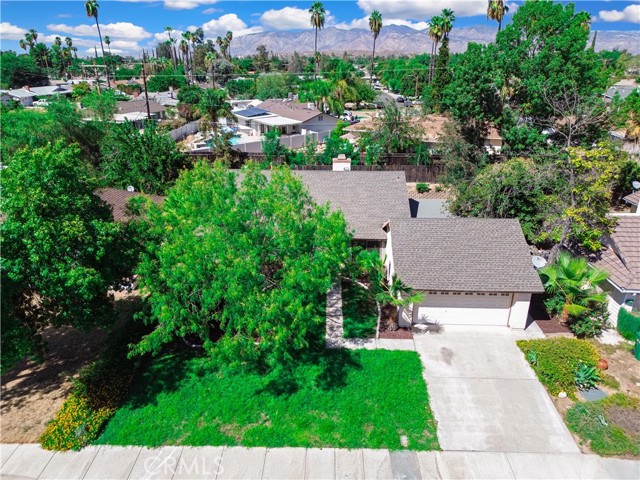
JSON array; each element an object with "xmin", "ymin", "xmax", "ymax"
[
  {"xmin": 127, "ymin": 185, "xmax": 135, "ymax": 192},
  {"xmin": 307, "ymin": 102, "xmax": 315, "ymax": 110}
]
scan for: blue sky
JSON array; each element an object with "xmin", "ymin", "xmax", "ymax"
[{"xmin": 1, "ymin": 1, "xmax": 639, "ymax": 56}]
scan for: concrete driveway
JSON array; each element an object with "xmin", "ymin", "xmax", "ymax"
[{"xmin": 414, "ymin": 326, "xmax": 580, "ymax": 454}]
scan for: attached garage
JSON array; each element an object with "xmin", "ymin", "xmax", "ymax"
[
  {"xmin": 413, "ymin": 292, "xmax": 513, "ymax": 326},
  {"xmin": 385, "ymin": 218, "xmax": 544, "ymax": 329}
]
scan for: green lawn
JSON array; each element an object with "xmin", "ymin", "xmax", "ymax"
[
  {"xmin": 95, "ymin": 349, "xmax": 439, "ymax": 450},
  {"xmin": 342, "ymin": 280, "xmax": 378, "ymax": 338}
]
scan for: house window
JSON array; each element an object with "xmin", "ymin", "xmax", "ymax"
[
  {"xmin": 464, "ymin": 292, "xmax": 473, "ymax": 295},
  {"xmin": 318, "ymin": 115, "xmax": 323, "ymax": 121},
  {"xmin": 453, "ymin": 292, "xmax": 461, "ymax": 295},
  {"xmin": 477, "ymin": 293, "xmax": 485, "ymax": 296},
  {"xmin": 428, "ymin": 291, "xmax": 437, "ymax": 295},
  {"xmin": 441, "ymin": 292, "xmax": 449, "ymax": 295},
  {"xmin": 501, "ymin": 293, "xmax": 510, "ymax": 296},
  {"xmin": 489, "ymin": 293, "xmax": 497, "ymax": 296}
]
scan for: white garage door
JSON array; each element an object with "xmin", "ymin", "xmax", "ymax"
[{"xmin": 414, "ymin": 292, "xmax": 513, "ymax": 326}]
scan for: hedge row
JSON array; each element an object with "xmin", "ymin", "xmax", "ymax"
[
  {"xmin": 617, "ymin": 308, "xmax": 640, "ymax": 341},
  {"xmin": 517, "ymin": 337, "xmax": 600, "ymax": 399}
]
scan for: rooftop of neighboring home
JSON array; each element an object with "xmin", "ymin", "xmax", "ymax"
[
  {"xmin": 256, "ymin": 99, "xmax": 330, "ymax": 123},
  {"xmin": 344, "ymin": 114, "xmax": 502, "ymax": 143},
  {"xmin": 97, "ymin": 188, "xmax": 164, "ymax": 222},
  {"xmin": 117, "ymin": 99, "xmax": 166, "ymax": 115},
  {"xmin": 594, "ymin": 215, "xmax": 640, "ymax": 292},
  {"xmin": 603, "ymin": 79, "xmax": 638, "ymax": 101},
  {"xmin": 4, "ymin": 85, "xmax": 72, "ymax": 98},
  {"xmin": 623, "ymin": 190, "xmax": 640, "ymax": 206},
  {"xmin": 386, "ymin": 218, "xmax": 544, "ymax": 293}
]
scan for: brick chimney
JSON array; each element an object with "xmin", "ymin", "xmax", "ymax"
[
  {"xmin": 332, "ymin": 154, "xmax": 351, "ymax": 171},
  {"xmin": 23, "ymin": 85, "xmax": 30, "ymax": 91},
  {"xmin": 133, "ymin": 90, "xmax": 139, "ymax": 99}
]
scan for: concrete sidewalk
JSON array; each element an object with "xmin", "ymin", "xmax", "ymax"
[{"xmin": 2, "ymin": 444, "xmax": 639, "ymax": 480}]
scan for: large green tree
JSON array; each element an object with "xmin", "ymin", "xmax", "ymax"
[
  {"xmin": 0, "ymin": 142, "xmax": 133, "ymax": 373},
  {"xmin": 496, "ymin": 0, "xmax": 607, "ymax": 122},
  {"xmin": 99, "ymin": 121, "xmax": 188, "ymax": 194},
  {"xmin": 130, "ymin": 162, "xmax": 352, "ymax": 371}
]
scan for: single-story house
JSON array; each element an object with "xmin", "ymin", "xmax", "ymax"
[
  {"xmin": 603, "ymin": 80, "xmax": 638, "ymax": 103},
  {"xmin": 115, "ymin": 99, "xmax": 167, "ymax": 121},
  {"xmin": 384, "ymin": 218, "xmax": 544, "ymax": 328},
  {"xmin": 235, "ymin": 99, "xmax": 340, "ymax": 137},
  {"xmin": 1, "ymin": 88, "xmax": 36, "ymax": 106},
  {"xmin": 593, "ymin": 215, "xmax": 640, "ymax": 321},
  {"xmin": 344, "ymin": 114, "xmax": 503, "ymax": 153},
  {"xmin": 97, "ymin": 188, "xmax": 164, "ymax": 222}
]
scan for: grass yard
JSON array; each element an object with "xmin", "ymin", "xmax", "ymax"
[
  {"xmin": 342, "ymin": 280, "xmax": 378, "ymax": 338},
  {"xmin": 95, "ymin": 349, "xmax": 439, "ymax": 450},
  {"xmin": 566, "ymin": 393, "xmax": 640, "ymax": 457}
]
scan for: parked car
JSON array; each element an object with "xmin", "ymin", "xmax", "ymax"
[{"xmin": 33, "ymin": 100, "xmax": 49, "ymax": 107}]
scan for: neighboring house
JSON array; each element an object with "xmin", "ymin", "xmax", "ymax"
[
  {"xmin": 115, "ymin": 99, "xmax": 167, "ymax": 122},
  {"xmin": 603, "ymin": 80, "xmax": 638, "ymax": 103},
  {"xmin": 593, "ymin": 215, "xmax": 640, "ymax": 321},
  {"xmin": 344, "ymin": 114, "xmax": 503, "ymax": 153},
  {"xmin": 28, "ymin": 85, "xmax": 73, "ymax": 97},
  {"xmin": 235, "ymin": 99, "xmax": 340, "ymax": 137},
  {"xmin": 384, "ymin": 218, "xmax": 543, "ymax": 328},
  {"xmin": 1, "ymin": 88, "xmax": 36, "ymax": 106},
  {"xmin": 97, "ymin": 188, "xmax": 164, "ymax": 222}
]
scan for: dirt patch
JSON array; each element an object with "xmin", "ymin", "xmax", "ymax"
[
  {"xmin": 377, "ymin": 304, "xmax": 413, "ymax": 339},
  {"xmin": 594, "ymin": 341, "xmax": 640, "ymax": 398},
  {"xmin": 406, "ymin": 183, "xmax": 451, "ymax": 200},
  {"xmin": 0, "ymin": 325, "xmax": 107, "ymax": 443},
  {"xmin": 0, "ymin": 292, "xmax": 139, "ymax": 443},
  {"xmin": 607, "ymin": 406, "xmax": 640, "ymax": 437}
]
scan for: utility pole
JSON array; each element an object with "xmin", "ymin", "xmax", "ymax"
[{"xmin": 141, "ymin": 51, "xmax": 151, "ymax": 120}]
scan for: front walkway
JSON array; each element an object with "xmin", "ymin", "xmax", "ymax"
[
  {"xmin": 414, "ymin": 326, "xmax": 579, "ymax": 454},
  {"xmin": 2, "ymin": 443, "xmax": 639, "ymax": 480}
]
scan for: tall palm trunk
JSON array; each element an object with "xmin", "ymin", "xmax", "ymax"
[
  {"xmin": 314, "ymin": 27, "xmax": 318, "ymax": 80},
  {"xmin": 370, "ymin": 37, "xmax": 376, "ymax": 86},
  {"xmin": 93, "ymin": 15, "xmax": 109, "ymax": 85},
  {"xmin": 498, "ymin": 18, "xmax": 502, "ymax": 32}
]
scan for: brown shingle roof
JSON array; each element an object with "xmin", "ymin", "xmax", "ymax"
[
  {"xmin": 389, "ymin": 218, "xmax": 544, "ymax": 293},
  {"xmin": 236, "ymin": 170, "xmax": 410, "ymax": 240},
  {"xmin": 117, "ymin": 99, "xmax": 166, "ymax": 115},
  {"xmin": 594, "ymin": 216, "xmax": 640, "ymax": 292},
  {"xmin": 256, "ymin": 99, "xmax": 328, "ymax": 123},
  {"xmin": 97, "ymin": 188, "xmax": 164, "ymax": 222}
]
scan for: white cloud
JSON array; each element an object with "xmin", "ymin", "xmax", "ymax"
[
  {"xmin": 46, "ymin": 22, "xmax": 152, "ymax": 40},
  {"xmin": 200, "ymin": 14, "xmax": 263, "ymax": 38},
  {"xmin": 335, "ymin": 17, "xmax": 429, "ymax": 31},
  {"xmin": 40, "ymin": 34, "xmax": 96, "ymax": 48},
  {"xmin": 163, "ymin": 0, "xmax": 218, "ymax": 10},
  {"xmin": 356, "ymin": 0, "xmax": 488, "ymax": 19},
  {"xmin": 259, "ymin": 7, "xmax": 336, "ymax": 31},
  {"xmin": 153, "ymin": 29, "xmax": 184, "ymax": 43},
  {"xmin": 598, "ymin": 5, "xmax": 640, "ymax": 24},
  {"xmin": 0, "ymin": 22, "xmax": 27, "ymax": 41},
  {"xmin": 202, "ymin": 7, "xmax": 221, "ymax": 15}
]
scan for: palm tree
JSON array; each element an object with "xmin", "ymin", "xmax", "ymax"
[
  {"xmin": 65, "ymin": 36, "xmax": 73, "ymax": 49},
  {"xmin": 180, "ymin": 38, "xmax": 190, "ymax": 79},
  {"xmin": 428, "ymin": 16, "xmax": 443, "ymax": 83},
  {"xmin": 440, "ymin": 8, "xmax": 455, "ymax": 40},
  {"xmin": 487, "ymin": 0, "xmax": 509, "ymax": 33},
  {"xmin": 205, "ymin": 50, "xmax": 219, "ymax": 88},
  {"xmin": 18, "ymin": 39, "xmax": 27, "ymax": 52},
  {"xmin": 85, "ymin": 0, "xmax": 108, "ymax": 84},
  {"xmin": 198, "ymin": 88, "xmax": 234, "ymax": 133},
  {"xmin": 539, "ymin": 252, "xmax": 608, "ymax": 320},
  {"xmin": 164, "ymin": 26, "xmax": 177, "ymax": 72},
  {"xmin": 54, "ymin": 36, "xmax": 62, "ymax": 48},
  {"xmin": 104, "ymin": 35, "xmax": 112, "ymax": 57},
  {"xmin": 309, "ymin": 1, "xmax": 326, "ymax": 79},
  {"xmin": 28, "ymin": 29, "xmax": 38, "ymax": 45},
  {"xmin": 225, "ymin": 30, "xmax": 233, "ymax": 59},
  {"xmin": 368, "ymin": 10, "xmax": 382, "ymax": 86}
]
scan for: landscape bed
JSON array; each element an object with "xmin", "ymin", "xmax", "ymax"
[{"xmin": 95, "ymin": 349, "xmax": 439, "ymax": 450}]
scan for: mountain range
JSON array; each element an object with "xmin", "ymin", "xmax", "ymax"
[{"xmin": 231, "ymin": 25, "xmax": 640, "ymax": 57}]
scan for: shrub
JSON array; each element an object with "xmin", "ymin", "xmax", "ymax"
[
  {"xmin": 416, "ymin": 183, "xmax": 431, "ymax": 193},
  {"xmin": 617, "ymin": 309, "xmax": 640, "ymax": 341},
  {"xmin": 569, "ymin": 304, "xmax": 609, "ymax": 338},
  {"xmin": 517, "ymin": 337, "xmax": 600, "ymax": 399},
  {"xmin": 574, "ymin": 363, "xmax": 600, "ymax": 390},
  {"xmin": 435, "ymin": 185, "xmax": 444, "ymax": 192}
]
